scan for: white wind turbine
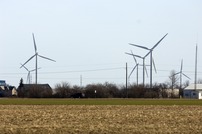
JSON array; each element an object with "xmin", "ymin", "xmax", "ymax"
[
  {"xmin": 126, "ymin": 50, "xmax": 149, "ymax": 86},
  {"xmin": 20, "ymin": 64, "xmax": 41, "ymax": 84},
  {"xmin": 129, "ymin": 33, "xmax": 168, "ymax": 88},
  {"xmin": 174, "ymin": 59, "xmax": 191, "ymax": 89},
  {"xmin": 125, "ymin": 52, "xmax": 149, "ymax": 87},
  {"xmin": 20, "ymin": 33, "xmax": 56, "ymax": 84}
]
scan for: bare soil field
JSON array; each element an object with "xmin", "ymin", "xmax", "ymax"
[{"xmin": 0, "ymin": 105, "xmax": 202, "ymax": 134}]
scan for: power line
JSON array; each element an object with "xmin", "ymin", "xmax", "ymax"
[
  {"xmin": 39, "ymin": 67, "xmax": 125, "ymax": 74},
  {"xmin": 0, "ymin": 67, "xmax": 124, "ymax": 75}
]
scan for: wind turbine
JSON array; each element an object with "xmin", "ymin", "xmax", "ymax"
[
  {"xmin": 174, "ymin": 59, "xmax": 191, "ymax": 89},
  {"xmin": 20, "ymin": 33, "xmax": 56, "ymax": 84},
  {"xmin": 20, "ymin": 64, "xmax": 41, "ymax": 84},
  {"xmin": 129, "ymin": 33, "xmax": 168, "ymax": 88},
  {"xmin": 128, "ymin": 50, "xmax": 139, "ymax": 85},
  {"xmin": 127, "ymin": 50, "xmax": 149, "ymax": 86},
  {"xmin": 125, "ymin": 52, "xmax": 148, "ymax": 87}
]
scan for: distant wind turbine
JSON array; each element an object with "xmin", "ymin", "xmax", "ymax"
[
  {"xmin": 20, "ymin": 64, "xmax": 41, "ymax": 84},
  {"xmin": 125, "ymin": 52, "xmax": 149, "ymax": 87},
  {"xmin": 174, "ymin": 59, "xmax": 191, "ymax": 89},
  {"xmin": 127, "ymin": 50, "xmax": 149, "ymax": 86},
  {"xmin": 20, "ymin": 33, "xmax": 56, "ymax": 84},
  {"xmin": 129, "ymin": 33, "xmax": 168, "ymax": 88}
]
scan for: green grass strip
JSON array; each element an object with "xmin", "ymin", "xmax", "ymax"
[{"xmin": 0, "ymin": 98, "xmax": 202, "ymax": 105}]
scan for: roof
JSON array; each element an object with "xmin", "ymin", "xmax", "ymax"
[
  {"xmin": 184, "ymin": 84, "xmax": 202, "ymax": 90},
  {"xmin": 20, "ymin": 84, "xmax": 52, "ymax": 90}
]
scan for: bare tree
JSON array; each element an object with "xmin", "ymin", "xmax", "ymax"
[
  {"xmin": 54, "ymin": 82, "xmax": 72, "ymax": 98},
  {"xmin": 183, "ymin": 80, "xmax": 190, "ymax": 88},
  {"xmin": 168, "ymin": 70, "xmax": 179, "ymax": 90},
  {"xmin": 197, "ymin": 78, "xmax": 202, "ymax": 84}
]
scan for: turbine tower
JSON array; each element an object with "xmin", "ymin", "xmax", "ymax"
[
  {"xmin": 194, "ymin": 45, "xmax": 198, "ymax": 90},
  {"xmin": 20, "ymin": 33, "xmax": 56, "ymax": 84},
  {"xmin": 129, "ymin": 33, "xmax": 168, "ymax": 88}
]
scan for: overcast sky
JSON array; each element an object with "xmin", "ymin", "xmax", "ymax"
[{"xmin": 0, "ymin": 0, "xmax": 202, "ymax": 88}]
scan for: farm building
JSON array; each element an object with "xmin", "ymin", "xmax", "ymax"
[
  {"xmin": 17, "ymin": 84, "xmax": 53, "ymax": 98},
  {"xmin": 183, "ymin": 84, "xmax": 202, "ymax": 99}
]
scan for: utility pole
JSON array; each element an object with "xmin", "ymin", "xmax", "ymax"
[
  {"xmin": 150, "ymin": 50, "xmax": 152, "ymax": 88},
  {"xmin": 126, "ymin": 62, "xmax": 128, "ymax": 98},
  {"xmin": 195, "ymin": 45, "xmax": 198, "ymax": 90},
  {"xmin": 80, "ymin": 75, "xmax": 82, "ymax": 87}
]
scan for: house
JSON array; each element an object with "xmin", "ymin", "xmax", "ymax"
[
  {"xmin": 183, "ymin": 84, "xmax": 202, "ymax": 99},
  {"xmin": 165, "ymin": 89, "xmax": 179, "ymax": 98},
  {"xmin": 12, "ymin": 87, "xmax": 18, "ymax": 96},
  {"xmin": 0, "ymin": 85, "xmax": 15, "ymax": 97},
  {"xmin": 0, "ymin": 80, "xmax": 6, "ymax": 86}
]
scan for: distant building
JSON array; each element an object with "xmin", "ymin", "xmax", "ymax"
[
  {"xmin": 17, "ymin": 84, "xmax": 53, "ymax": 98},
  {"xmin": 166, "ymin": 89, "xmax": 179, "ymax": 98},
  {"xmin": 0, "ymin": 80, "xmax": 16, "ymax": 97},
  {"xmin": 0, "ymin": 80, "xmax": 6, "ymax": 86},
  {"xmin": 183, "ymin": 84, "xmax": 202, "ymax": 99},
  {"xmin": 12, "ymin": 87, "xmax": 18, "ymax": 96}
]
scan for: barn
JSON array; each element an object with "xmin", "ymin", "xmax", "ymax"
[
  {"xmin": 183, "ymin": 84, "xmax": 202, "ymax": 99},
  {"xmin": 17, "ymin": 84, "xmax": 53, "ymax": 98}
]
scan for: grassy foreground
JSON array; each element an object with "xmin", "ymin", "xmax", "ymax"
[
  {"xmin": 1, "ymin": 99, "xmax": 202, "ymax": 133},
  {"xmin": 0, "ymin": 105, "xmax": 202, "ymax": 133},
  {"xmin": 0, "ymin": 98, "xmax": 202, "ymax": 105}
]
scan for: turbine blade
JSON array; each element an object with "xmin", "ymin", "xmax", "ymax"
[
  {"xmin": 20, "ymin": 63, "xmax": 29, "ymax": 71},
  {"xmin": 30, "ymin": 67, "xmax": 41, "ymax": 72},
  {"xmin": 129, "ymin": 43, "xmax": 150, "ymax": 50},
  {"xmin": 144, "ymin": 51, "xmax": 151, "ymax": 58},
  {"xmin": 145, "ymin": 65, "xmax": 148, "ymax": 77},
  {"xmin": 27, "ymin": 72, "xmax": 30, "ymax": 84},
  {"xmin": 151, "ymin": 33, "xmax": 168, "ymax": 50},
  {"xmin": 130, "ymin": 50, "xmax": 137, "ymax": 64},
  {"xmin": 152, "ymin": 58, "xmax": 157, "ymax": 73},
  {"xmin": 38, "ymin": 54, "xmax": 56, "ymax": 62},
  {"xmin": 128, "ymin": 65, "xmax": 137, "ymax": 78},
  {"xmin": 181, "ymin": 59, "xmax": 183, "ymax": 72},
  {"xmin": 182, "ymin": 73, "xmax": 191, "ymax": 80},
  {"xmin": 125, "ymin": 52, "xmax": 143, "ymax": 59},
  {"xmin": 125, "ymin": 52, "xmax": 133, "ymax": 56},
  {"xmin": 20, "ymin": 54, "xmax": 36, "ymax": 68},
  {"xmin": 173, "ymin": 72, "xmax": 180, "ymax": 76},
  {"xmin": 26, "ymin": 77, "xmax": 28, "ymax": 84},
  {"xmin": 32, "ymin": 33, "xmax": 37, "ymax": 53}
]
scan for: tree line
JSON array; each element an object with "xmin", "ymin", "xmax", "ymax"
[
  {"xmin": 17, "ymin": 81, "xmax": 180, "ymax": 98},
  {"xmin": 2, "ymin": 69, "xmax": 202, "ymax": 98}
]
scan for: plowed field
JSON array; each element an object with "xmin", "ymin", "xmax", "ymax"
[{"xmin": 0, "ymin": 105, "xmax": 202, "ymax": 134}]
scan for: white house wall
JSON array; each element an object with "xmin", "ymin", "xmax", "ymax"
[
  {"xmin": 198, "ymin": 91, "xmax": 202, "ymax": 99},
  {"xmin": 184, "ymin": 90, "xmax": 202, "ymax": 99}
]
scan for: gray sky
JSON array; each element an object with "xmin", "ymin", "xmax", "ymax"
[{"xmin": 0, "ymin": 0, "xmax": 202, "ymax": 88}]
